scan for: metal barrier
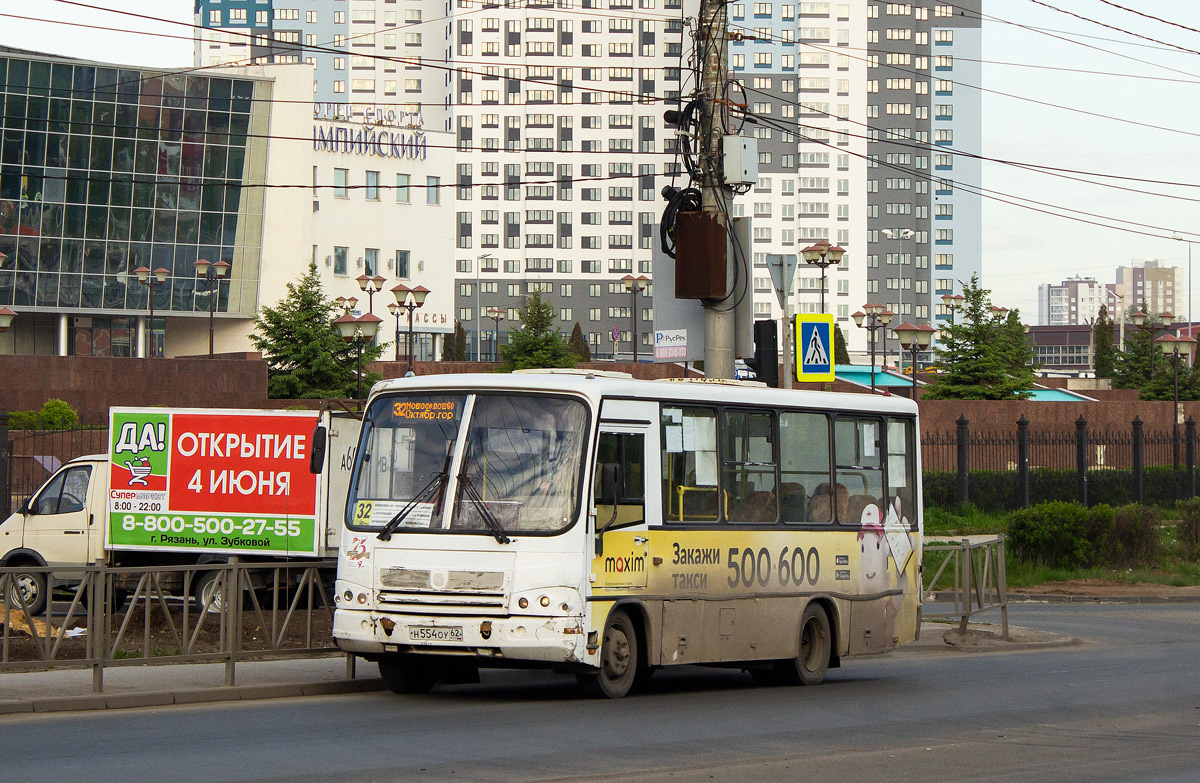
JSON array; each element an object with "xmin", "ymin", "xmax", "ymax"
[
  {"xmin": 922, "ymin": 535, "xmax": 1009, "ymax": 638},
  {"xmin": 0, "ymin": 560, "xmax": 346, "ymax": 692}
]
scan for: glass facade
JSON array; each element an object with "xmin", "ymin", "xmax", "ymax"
[{"xmin": 0, "ymin": 53, "xmax": 268, "ymax": 321}]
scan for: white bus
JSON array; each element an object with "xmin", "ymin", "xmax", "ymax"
[{"xmin": 326, "ymin": 370, "xmax": 922, "ymax": 698}]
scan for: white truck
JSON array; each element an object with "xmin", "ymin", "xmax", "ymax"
[{"xmin": 0, "ymin": 406, "xmax": 358, "ymax": 614}]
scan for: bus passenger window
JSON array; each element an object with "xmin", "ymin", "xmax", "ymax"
[
  {"xmin": 779, "ymin": 412, "xmax": 831, "ymax": 523},
  {"xmin": 834, "ymin": 417, "xmax": 884, "ymax": 526},
  {"xmin": 661, "ymin": 406, "xmax": 719, "ymax": 521},
  {"xmin": 722, "ymin": 410, "xmax": 778, "ymax": 523},
  {"xmin": 887, "ymin": 418, "xmax": 916, "ymax": 526},
  {"xmin": 593, "ymin": 432, "xmax": 645, "ymax": 530}
]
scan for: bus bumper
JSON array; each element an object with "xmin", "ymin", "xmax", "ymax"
[{"xmin": 333, "ymin": 608, "xmax": 591, "ymax": 665}]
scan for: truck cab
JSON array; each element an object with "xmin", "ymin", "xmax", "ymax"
[{"xmin": 0, "ymin": 455, "xmax": 108, "ymax": 614}]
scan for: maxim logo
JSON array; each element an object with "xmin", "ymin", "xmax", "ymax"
[{"xmin": 604, "ymin": 554, "xmax": 645, "ymax": 574}]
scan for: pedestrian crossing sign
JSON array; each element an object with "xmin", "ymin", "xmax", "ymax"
[{"xmin": 796, "ymin": 314, "xmax": 835, "ymax": 382}]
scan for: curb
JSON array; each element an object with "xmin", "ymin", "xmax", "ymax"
[
  {"xmin": 0, "ymin": 678, "xmax": 385, "ymax": 716},
  {"xmin": 932, "ymin": 591, "xmax": 1200, "ymax": 605}
]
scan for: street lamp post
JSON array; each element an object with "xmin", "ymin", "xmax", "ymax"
[
  {"xmin": 1157, "ymin": 334, "xmax": 1197, "ymax": 472},
  {"xmin": 134, "ymin": 266, "xmax": 170, "ymax": 358},
  {"xmin": 622, "ymin": 274, "xmax": 650, "ymax": 362},
  {"xmin": 800, "ymin": 239, "xmax": 845, "ymax": 314},
  {"xmin": 485, "ymin": 307, "xmax": 506, "ymax": 361},
  {"xmin": 335, "ymin": 311, "xmax": 382, "ymax": 399},
  {"xmin": 0, "ymin": 307, "xmax": 15, "ymax": 333},
  {"xmin": 475, "ymin": 253, "xmax": 493, "ymax": 362},
  {"xmin": 387, "ymin": 302, "xmax": 403, "ymax": 362},
  {"xmin": 852, "ymin": 303, "xmax": 893, "ymax": 394},
  {"xmin": 391, "ymin": 284, "xmax": 430, "ymax": 372},
  {"xmin": 193, "ymin": 259, "xmax": 230, "ymax": 358},
  {"xmin": 893, "ymin": 322, "xmax": 937, "ymax": 398},
  {"xmin": 356, "ymin": 274, "xmax": 387, "ymax": 322},
  {"xmin": 882, "ymin": 228, "xmax": 915, "ymax": 370}
]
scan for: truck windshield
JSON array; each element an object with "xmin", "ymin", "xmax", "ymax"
[{"xmin": 347, "ymin": 393, "xmax": 589, "ymax": 536}]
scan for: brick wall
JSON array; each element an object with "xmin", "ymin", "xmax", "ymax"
[{"xmin": 0, "ymin": 355, "xmax": 271, "ymax": 422}]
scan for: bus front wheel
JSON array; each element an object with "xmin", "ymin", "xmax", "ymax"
[
  {"xmin": 378, "ymin": 654, "xmax": 441, "ymax": 694},
  {"xmin": 577, "ymin": 609, "xmax": 638, "ymax": 699},
  {"xmin": 780, "ymin": 602, "xmax": 831, "ymax": 686}
]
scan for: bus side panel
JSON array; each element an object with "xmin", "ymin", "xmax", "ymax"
[{"xmin": 593, "ymin": 527, "xmax": 920, "ymax": 663}]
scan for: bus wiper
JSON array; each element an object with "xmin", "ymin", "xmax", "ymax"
[
  {"xmin": 456, "ymin": 472, "xmax": 512, "ymax": 545},
  {"xmin": 377, "ymin": 446, "xmax": 454, "ymax": 541}
]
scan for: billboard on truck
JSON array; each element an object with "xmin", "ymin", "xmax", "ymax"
[{"xmin": 107, "ymin": 408, "xmax": 324, "ymax": 556}]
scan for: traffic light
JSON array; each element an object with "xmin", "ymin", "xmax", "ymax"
[{"xmin": 752, "ymin": 319, "xmax": 779, "ymax": 388}]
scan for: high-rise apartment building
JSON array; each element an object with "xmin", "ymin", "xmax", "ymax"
[
  {"xmin": 1114, "ymin": 260, "xmax": 1181, "ymax": 321},
  {"xmin": 1036, "ymin": 275, "xmax": 1114, "ymax": 327},
  {"xmin": 866, "ymin": 1, "xmax": 981, "ymax": 361},
  {"xmin": 195, "ymin": 0, "xmax": 983, "ymax": 361}
]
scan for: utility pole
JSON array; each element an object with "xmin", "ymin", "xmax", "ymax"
[{"xmin": 699, "ymin": 0, "xmax": 734, "ymax": 380}]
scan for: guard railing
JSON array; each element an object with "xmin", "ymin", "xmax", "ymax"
[
  {"xmin": 0, "ymin": 559, "xmax": 346, "ymax": 692},
  {"xmin": 922, "ymin": 535, "xmax": 1009, "ymax": 638}
]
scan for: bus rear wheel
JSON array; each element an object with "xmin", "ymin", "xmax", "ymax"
[
  {"xmin": 577, "ymin": 609, "xmax": 638, "ymax": 699},
  {"xmin": 777, "ymin": 603, "xmax": 831, "ymax": 686},
  {"xmin": 378, "ymin": 654, "xmax": 442, "ymax": 694}
]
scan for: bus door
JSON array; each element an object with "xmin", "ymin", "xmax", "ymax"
[{"xmin": 590, "ymin": 406, "xmax": 652, "ymax": 590}]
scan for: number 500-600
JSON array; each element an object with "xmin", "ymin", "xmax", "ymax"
[{"xmin": 726, "ymin": 546, "xmax": 819, "ymax": 588}]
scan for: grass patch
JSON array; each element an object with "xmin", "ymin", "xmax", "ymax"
[
  {"xmin": 924, "ymin": 502, "xmax": 1200, "ymax": 588},
  {"xmin": 924, "ymin": 504, "xmax": 1008, "ymax": 536}
]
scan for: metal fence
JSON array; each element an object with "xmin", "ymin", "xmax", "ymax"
[
  {"xmin": 0, "ymin": 560, "xmax": 342, "ymax": 692},
  {"xmin": 3, "ymin": 423, "xmax": 109, "ymax": 516},
  {"xmin": 922, "ymin": 415, "xmax": 1199, "ymax": 509},
  {"xmin": 922, "ymin": 535, "xmax": 1008, "ymax": 637}
]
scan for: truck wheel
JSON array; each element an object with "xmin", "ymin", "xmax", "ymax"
[
  {"xmin": 6, "ymin": 568, "xmax": 48, "ymax": 616},
  {"xmin": 776, "ymin": 603, "xmax": 831, "ymax": 686},
  {"xmin": 378, "ymin": 654, "xmax": 441, "ymax": 694},
  {"xmin": 576, "ymin": 609, "xmax": 638, "ymax": 699},
  {"xmin": 193, "ymin": 571, "xmax": 225, "ymax": 614}
]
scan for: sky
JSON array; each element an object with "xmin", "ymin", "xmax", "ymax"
[{"xmin": 3, "ymin": 1, "xmax": 1200, "ymax": 323}]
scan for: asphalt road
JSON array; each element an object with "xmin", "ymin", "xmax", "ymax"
[{"xmin": 3, "ymin": 603, "xmax": 1199, "ymax": 783}]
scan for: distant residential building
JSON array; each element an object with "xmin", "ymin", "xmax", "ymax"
[
  {"xmin": 1114, "ymin": 260, "xmax": 1180, "ymax": 319},
  {"xmin": 1036, "ymin": 275, "xmax": 1114, "ymax": 326}
]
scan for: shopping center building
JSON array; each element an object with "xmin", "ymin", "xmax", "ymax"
[{"xmin": 0, "ymin": 47, "xmax": 453, "ymax": 358}]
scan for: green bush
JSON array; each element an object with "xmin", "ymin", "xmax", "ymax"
[
  {"xmin": 39, "ymin": 398, "xmax": 79, "ymax": 429},
  {"xmin": 1006, "ymin": 500, "xmax": 1164, "ymax": 569},
  {"xmin": 7, "ymin": 399, "xmax": 80, "ymax": 430},
  {"xmin": 1178, "ymin": 498, "xmax": 1200, "ymax": 560},
  {"xmin": 1109, "ymin": 504, "xmax": 1161, "ymax": 566},
  {"xmin": 1007, "ymin": 501, "xmax": 1104, "ymax": 569}
]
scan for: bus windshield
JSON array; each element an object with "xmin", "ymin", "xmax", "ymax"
[{"xmin": 347, "ymin": 392, "xmax": 589, "ymax": 536}]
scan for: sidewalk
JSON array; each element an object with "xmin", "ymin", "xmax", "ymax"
[
  {"xmin": 0, "ymin": 619, "xmax": 1077, "ymax": 715},
  {"xmin": 0, "ymin": 655, "xmax": 384, "ymax": 715}
]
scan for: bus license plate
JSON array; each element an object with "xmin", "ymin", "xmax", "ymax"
[{"xmin": 409, "ymin": 626, "xmax": 463, "ymax": 642}]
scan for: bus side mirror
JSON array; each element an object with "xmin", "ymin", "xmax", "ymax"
[
  {"xmin": 595, "ymin": 462, "xmax": 622, "ymax": 557},
  {"xmin": 310, "ymin": 425, "xmax": 327, "ymax": 475}
]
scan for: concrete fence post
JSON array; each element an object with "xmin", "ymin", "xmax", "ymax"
[
  {"xmin": 956, "ymin": 414, "xmax": 969, "ymax": 506},
  {"xmin": 0, "ymin": 412, "xmax": 8, "ymax": 517},
  {"xmin": 1076, "ymin": 415, "xmax": 1088, "ymax": 507},
  {"xmin": 1017, "ymin": 414, "xmax": 1030, "ymax": 509},
  {"xmin": 1187, "ymin": 417, "xmax": 1197, "ymax": 499},
  {"xmin": 1132, "ymin": 416, "xmax": 1144, "ymax": 506}
]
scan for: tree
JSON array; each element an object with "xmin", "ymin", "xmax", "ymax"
[
  {"xmin": 567, "ymin": 322, "xmax": 592, "ymax": 362},
  {"xmin": 441, "ymin": 320, "xmax": 469, "ymax": 361},
  {"xmin": 251, "ymin": 261, "xmax": 385, "ymax": 399},
  {"xmin": 499, "ymin": 288, "xmax": 578, "ymax": 371},
  {"xmin": 1113, "ymin": 313, "xmax": 1168, "ymax": 395},
  {"xmin": 922, "ymin": 274, "xmax": 1035, "ymax": 400},
  {"xmin": 833, "ymin": 324, "xmax": 850, "ymax": 365},
  {"xmin": 1094, "ymin": 305, "xmax": 1115, "ymax": 379}
]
